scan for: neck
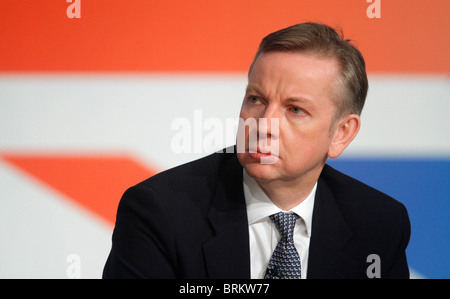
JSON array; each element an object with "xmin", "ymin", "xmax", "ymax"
[{"xmin": 255, "ymin": 168, "xmax": 321, "ymax": 211}]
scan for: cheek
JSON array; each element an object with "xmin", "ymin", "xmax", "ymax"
[{"xmin": 280, "ymin": 124, "xmax": 332, "ymax": 160}]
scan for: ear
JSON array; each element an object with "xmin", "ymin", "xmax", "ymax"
[{"xmin": 327, "ymin": 114, "xmax": 361, "ymax": 159}]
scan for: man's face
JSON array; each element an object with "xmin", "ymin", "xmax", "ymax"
[{"xmin": 237, "ymin": 51, "xmax": 341, "ymax": 185}]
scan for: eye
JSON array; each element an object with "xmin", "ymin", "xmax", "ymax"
[
  {"xmin": 248, "ymin": 96, "xmax": 262, "ymax": 104},
  {"xmin": 290, "ymin": 106, "xmax": 305, "ymax": 115}
]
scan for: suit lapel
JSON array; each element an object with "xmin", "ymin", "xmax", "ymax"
[
  {"xmin": 203, "ymin": 154, "xmax": 250, "ymax": 279},
  {"xmin": 307, "ymin": 175, "xmax": 357, "ymax": 279},
  {"xmin": 202, "ymin": 157, "xmax": 357, "ymax": 279}
]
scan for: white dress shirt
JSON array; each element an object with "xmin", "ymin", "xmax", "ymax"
[{"xmin": 243, "ymin": 170, "xmax": 317, "ymax": 279}]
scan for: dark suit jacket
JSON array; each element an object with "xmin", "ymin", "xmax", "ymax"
[{"xmin": 103, "ymin": 151, "xmax": 410, "ymax": 279}]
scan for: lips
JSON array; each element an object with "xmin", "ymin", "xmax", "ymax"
[
  {"xmin": 248, "ymin": 151, "xmax": 272, "ymax": 159},
  {"xmin": 248, "ymin": 144, "xmax": 278, "ymax": 161}
]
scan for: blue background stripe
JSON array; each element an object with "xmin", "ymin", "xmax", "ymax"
[{"xmin": 328, "ymin": 158, "xmax": 450, "ymax": 278}]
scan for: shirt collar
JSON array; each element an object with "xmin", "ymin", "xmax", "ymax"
[{"xmin": 243, "ymin": 169, "xmax": 317, "ymax": 237}]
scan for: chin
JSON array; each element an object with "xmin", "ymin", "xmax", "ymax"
[{"xmin": 241, "ymin": 159, "xmax": 281, "ymax": 182}]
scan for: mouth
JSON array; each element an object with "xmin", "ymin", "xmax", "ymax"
[
  {"xmin": 248, "ymin": 145, "xmax": 279, "ymax": 163},
  {"xmin": 248, "ymin": 151, "xmax": 272, "ymax": 160}
]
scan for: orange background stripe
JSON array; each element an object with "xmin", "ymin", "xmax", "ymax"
[
  {"xmin": 2, "ymin": 154, "xmax": 157, "ymax": 225},
  {"xmin": 0, "ymin": 0, "xmax": 449, "ymax": 73}
]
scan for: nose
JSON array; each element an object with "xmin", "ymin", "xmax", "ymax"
[{"xmin": 259, "ymin": 103, "xmax": 280, "ymax": 139}]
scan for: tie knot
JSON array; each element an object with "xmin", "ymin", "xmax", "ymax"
[{"xmin": 269, "ymin": 212, "xmax": 299, "ymax": 242}]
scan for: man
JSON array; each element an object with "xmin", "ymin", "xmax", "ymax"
[{"xmin": 103, "ymin": 23, "xmax": 410, "ymax": 279}]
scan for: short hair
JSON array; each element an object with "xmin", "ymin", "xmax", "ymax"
[{"xmin": 249, "ymin": 22, "xmax": 368, "ymax": 119}]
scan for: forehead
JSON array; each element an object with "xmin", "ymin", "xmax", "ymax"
[
  {"xmin": 247, "ymin": 51, "xmax": 340, "ymax": 101},
  {"xmin": 249, "ymin": 51, "xmax": 339, "ymax": 84}
]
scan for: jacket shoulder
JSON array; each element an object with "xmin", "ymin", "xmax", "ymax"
[
  {"xmin": 123, "ymin": 151, "xmax": 240, "ymax": 214},
  {"xmin": 320, "ymin": 164, "xmax": 410, "ymax": 238},
  {"xmin": 317, "ymin": 164, "xmax": 411, "ymax": 278},
  {"xmin": 321, "ymin": 164, "xmax": 406, "ymax": 211},
  {"xmin": 137, "ymin": 151, "xmax": 235, "ymax": 192}
]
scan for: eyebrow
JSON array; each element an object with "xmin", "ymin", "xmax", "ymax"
[
  {"xmin": 245, "ymin": 84, "xmax": 313, "ymax": 105},
  {"xmin": 245, "ymin": 84, "xmax": 266, "ymax": 97},
  {"xmin": 285, "ymin": 97, "xmax": 312, "ymax": 105}
]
